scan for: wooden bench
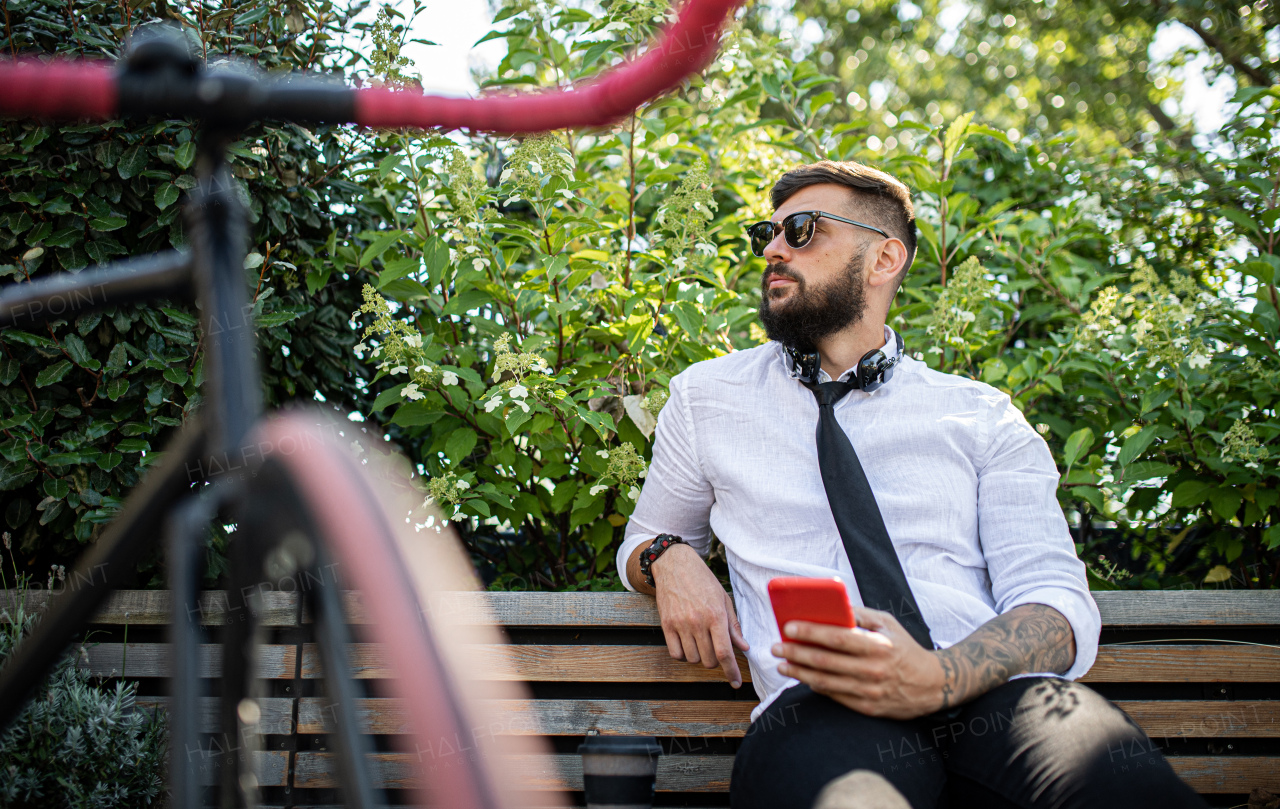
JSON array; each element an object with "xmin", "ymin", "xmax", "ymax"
[{"xmin": 5, "ymin": 588, "xmax": 1279, "ymax": 807}]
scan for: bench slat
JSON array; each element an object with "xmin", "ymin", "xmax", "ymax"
[
  {"xmin": 479, "ymin": 591, "xmax": 1280, "ymax": 628},
  {"xmin": 9, "ymin": 589, "xmax": 1280, "ymax": 628},
  {"xmin": 135, "ymin": 696, "xmax": 1280, "ymax": 740},
  {"xmin": 136, "ymin": 696, "xmax": 295, "ymax": 735},
  {"xmin": 1083, "ymin": 645, "xmax": 1280, "ymax": 682},
  {"xmin": 1113, "ymin": 701, "xmax": 1280, "ymax": 738},
  {"xmin": 80, "ymin": 642, "xmax": 1280, "ymax": 684},
  {"xmin": 78, "ymin": 643, "xmax": 297, "ymax": 679},
  {"xmin": 192, "ymin": 750, "xmax": 289, "ymax": 787},
  {"xmin": 295, "ymin": 698, "xmax": 754, "ymax": 737},
  {"xmin": 290, "ymin": 752, "xmax": 1278, "ymax": 793}
]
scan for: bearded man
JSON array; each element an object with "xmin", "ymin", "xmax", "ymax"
[{"xmin": 616, "ymin": 161, "xmax": 1207, "ymax": 809}]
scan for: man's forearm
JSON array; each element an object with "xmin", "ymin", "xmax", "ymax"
[{"xmin": 936, "ymin": 604, "xmax": 1076, "ymax": 710}]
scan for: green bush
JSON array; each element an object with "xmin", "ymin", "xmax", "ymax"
[
  {"xmin": 0, "ymin": 548, "xmax": 166, "ymax": 807},
  {"xmin": 346, "ymin": 0, "xmax": 1277, "ymax": 590},
  {"xmin": 0, "ymin": 0, "xmax": 380, "ymax": 581}
]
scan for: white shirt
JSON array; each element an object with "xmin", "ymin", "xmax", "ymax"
[{"xmin": 617, "ymin": 329, "xmax": 1100, "ymax": 720}]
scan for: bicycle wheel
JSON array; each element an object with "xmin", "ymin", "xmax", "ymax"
[{"xmin": 235, "ymin": 410, "xmax": 559, "ymax": 809}]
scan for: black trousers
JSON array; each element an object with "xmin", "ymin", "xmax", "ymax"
[{"xmin": 730, "ymin": 678, "xmax": 1209, "ymax": 809}]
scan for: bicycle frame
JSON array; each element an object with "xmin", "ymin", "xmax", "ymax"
[
  {"xmin": 0, "ymin": 38, "xmax": 385, "ymax": 809},
  {"xmin": 0, "ymin": 1, "xmax": 743, "ymax": 803}
]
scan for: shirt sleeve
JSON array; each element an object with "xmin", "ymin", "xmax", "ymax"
[
  {"xmin": 616, "ymin": 372, "xmax": 716, "ymax": 592},
  {"xmin": 975, "ymin": 391, "xmax": 1101, "ymax": 680}
]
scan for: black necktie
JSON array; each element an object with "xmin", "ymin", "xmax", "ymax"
[{"xmin": 805, "ymin": 380, "xmax": 934, "ymax": 650}]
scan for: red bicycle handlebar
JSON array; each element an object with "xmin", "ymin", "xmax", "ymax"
[{"xmin": 0, "ymin": 0, "xmax": 739, "ymax": 132}]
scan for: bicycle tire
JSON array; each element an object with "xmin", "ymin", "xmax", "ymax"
[{"xmin": 244, "ymin": 409, "xmax": 554, "ymax": 809}]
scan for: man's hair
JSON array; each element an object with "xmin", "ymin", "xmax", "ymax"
[{"xmin": 770, "ymin": 161, "xmax": 917, "ymax": 285}]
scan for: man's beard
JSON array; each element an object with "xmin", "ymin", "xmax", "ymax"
[{"xmin": 758, "ymin": 246, "xmax": 868, "ymax": 352}]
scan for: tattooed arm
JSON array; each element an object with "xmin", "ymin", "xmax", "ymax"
[
  {"xmin": 772, "ymin": 602, "xmax": 1077, "ymax": 720},
  {"xmin": 936, "ymin": 603, "xmax": 1076, "ymax": 710}
]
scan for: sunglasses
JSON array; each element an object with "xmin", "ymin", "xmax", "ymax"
[{"xmin": 746, "ymin": 210, "xmax": 888, "ymax": 257}]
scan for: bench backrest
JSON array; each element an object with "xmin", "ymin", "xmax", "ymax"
[{"xmin": 4, "ymin": 589, "xmax": 1278, "ymax": 807}]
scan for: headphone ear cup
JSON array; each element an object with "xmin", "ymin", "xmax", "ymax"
[{"xmin": 857, "ymin": 349, "xmax": 885, "ymax": 390}]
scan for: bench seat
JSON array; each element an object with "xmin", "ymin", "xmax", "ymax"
[{"xmin": 4, "ymin": 588, "xmax": 1278, "ymax": 806}]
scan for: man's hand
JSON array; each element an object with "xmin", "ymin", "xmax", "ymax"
[
  {"xmin": 630, "ymin": 542, "xmax": 750, "ymax": 688},
  {"xmin": 772, "ymin": 607, "xmax": 944, "ymax": 720},
  {"xmin": 772, "ymin": 603, "xmax": 1077, "ymax": 719}
]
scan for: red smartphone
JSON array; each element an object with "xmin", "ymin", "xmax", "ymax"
[{"xmin": 768, "ymin": 576, "xmax": 856, "ymax": 646}]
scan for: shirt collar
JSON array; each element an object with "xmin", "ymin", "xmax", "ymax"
[{"xmin": 781, "ymin": 325, "xmax": 901, "ymax": 384}]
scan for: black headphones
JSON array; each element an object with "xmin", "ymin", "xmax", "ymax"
[{"xmin": 785, "ymin": 330, "xmax": 905, "ymax": 392}]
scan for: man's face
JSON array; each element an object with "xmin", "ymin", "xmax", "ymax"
[{"xmin": 758, "ymin": 184, "xmax": 874, "ymax": 351}]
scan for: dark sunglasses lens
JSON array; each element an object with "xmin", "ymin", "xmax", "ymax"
[
  {"xmin": 785, "ymin": 213, "xmax": 816, "ymax": 249},
  {"xmin": 748, "ymin": 222, "xmax": 775, "ymax": 256}
]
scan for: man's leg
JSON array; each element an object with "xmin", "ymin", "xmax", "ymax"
[
  {"xmin": 730, "ymin": 684, "xmax": 948, "ymax": 809},
  {"xmin": 938, "ymin": 677, "xmax": 1208, "ymax": 809}
]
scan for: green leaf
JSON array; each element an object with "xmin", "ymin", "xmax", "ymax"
[
  {"xmin": 107, "ymin": 377, "xmax": 129, "ymax": 400},
  {"xmin": 378, "ymin": 152, "xmax": 403, "ymax": 179},
  {"xmin": 256, "ymin": 310, "xmax": 305, "ymax": 329},
  {"xmin": 1116, "ymin": 425, "xmax": 1158, "ymax": 469},
  {"xmin": 1209, "ymin": 487, "xmax": 1243, "ymax": 521},
  {"xmin": 1171, "ymin": 480, "xmax": 1213, "ymax": 509},
  {"xmin": 423, "ymin": 236, "xmax": 451, "ymax": 284},
  {"xmin": 377, "ymin": 255, "xmax": 420, "ymax": 288},
  {"xmin": 943, "ymin": 111, "xmax": 975, "ymax": 162},
  {"xmin": 1062, "ymin": 427, "xmax": 1093, "ymax": 470},
  {"xmin": 116, "ymin": 438, "xmax": 149, "ymax": 453},
  {"xmin": 504, "ymin": 406, "xmax": 532, "ymax": 437},
  {"xmin": 981, "ymin": 357, "xmax": 1008, "ymax": 384},
  {"xmin": 96, "ymin": 452, "xmax": 123, "ymax": 471},
  {"xmin": 390, "ymin": 402, "xmax": 443, "ymax": 427},
  {"xmin": 1263, "ymin": 524, "xmax": 1280, "ymax": 551},
  {"xmin": 89, "ymin": 216, "xmax": 127, "ymax": 232},
  {"xmin": 1073, "ymin": 485, "xmax": 1106, "ymax": 513},
  {"xmin": 163, "ymin": 366, "xmax": 189, "ymax": 385},
  {"xmin": 305, "ymin": 267, "xmax": 332, "ymax": 295},
  {"xmin": 64, "ymin": 334, "xmax": 94, "ymax": 366},
  {"xmin": 441, "ymin": 289, "xmax": 492, "ymax": 316},
  {"xmin": 35, "ymin": 361, "xmax": 72, "ymax": 387},
  {"xmin": 117, "ymin": 145, "xmax": 147, "ymax": 179},
  {"xmin": 1122, "ymin": 461, "xmax": 1176, "ymax": 482},
  {"xmin": 175, "ymin": 141, "xmax": 196, "ymax": 170},
  {"xmin": 371, "ymin": 383, "xmax": 406, "ymax": 413},
  {"xmin": 43, "ymin": 477, "xmax": 69, "ymax": 499},
  {"xmin": 380, "ymin": 278, "xmax": 431, "ymax": 303},
  {"xmin": 155, "ymin": 183, "xmax": 180, "ymax": 211},
  {"xmin": 444, "ymin": 428, "xmax": 479, "ymax": 463},
  {"xmin": 359, "ymin": 230, "xmax": 406, "ymax": 267},
  {"xmin": 967, "ymin": 123, "xmax": 1014, "ymax": 149}
]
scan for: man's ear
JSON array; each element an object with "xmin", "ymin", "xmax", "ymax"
[{"xmin": 867, "ymin": 238, "xmax": 908, "ymax": 289}]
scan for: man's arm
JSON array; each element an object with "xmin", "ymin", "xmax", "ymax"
[
  {"xmin": 936, "ymin": 603, "xmax": 1075, "ymax": 709},
  {"xmin": 772, "ymin": 602, "xmax": 1076, "ymax": 720},
  {"xmin": 615, "ymin": 376, "xmax": 749, "ymax": 688},
  {"xmin": 627, "ymin": 540, "xmax": 750, "ymax": 689}
]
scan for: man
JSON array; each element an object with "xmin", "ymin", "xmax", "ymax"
[{"xmin": 616, "ymin": 161, "xmax": 1207, "ymax": 809}]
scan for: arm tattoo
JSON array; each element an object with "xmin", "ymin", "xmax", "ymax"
[{"xmin": 936, "ymin": 604, "xmax": 1076, "ymax": 709}]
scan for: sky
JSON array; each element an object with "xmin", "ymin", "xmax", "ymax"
[{"xmin": 368, "ymin": 0, "xmax": 1235, "ymax": 134}]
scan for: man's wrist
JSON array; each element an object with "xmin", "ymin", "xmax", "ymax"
[
  {"xmin": 638, "ymin": 533, "xmax": 687, "ymax": 588},
  {"xmin": 650, "ymin": 541, "xmax": 695, "ymax": 586}
]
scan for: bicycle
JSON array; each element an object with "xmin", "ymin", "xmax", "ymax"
[{"xmin": 0, "ymin": 1, "xmax": 738, "ymax": 805}]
